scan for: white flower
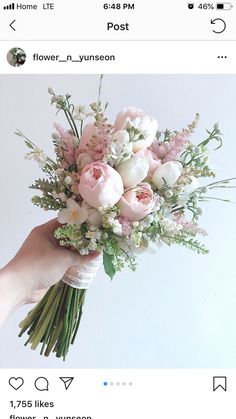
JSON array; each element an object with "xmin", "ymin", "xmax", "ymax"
[
  {"xmin": 107, "ymin": 211, "xmax": 117, "ymax": 221},
  {"xmin": 81, "ymin": 201, "xmax": 102, "ymax": 227},
  {"xmin": 58, "ymin": 198, "xmax": 88, "ymax": 226},
  {"xmin": 152, "ymin": 161, "xmax": 182, "ymax": 189},
  {"xmin": 64, "ymin": 176, "xmax": 73, "ymax": 185},
  {"xmin": 160, "ymin": 217, "xmax": 182, "ymax": 233},
  {"xmin": 165, "ymin": 190, "xmax": 173, "ymax": 198},
  {"xmin": 73, "ymin": 105, "xmax": 94, "ymax": 121},
  {"xmin": 116, "ymin": 155, "xmax": 149, "ymax": 188},
  {"xmin": 80, "ymin": 248, "xmax": 89, "ymax": 255},
  {"xmin": 51, "ymin": 95, "xmax": 61, "ymax": 104},
  {"xmin": 128, "ymin": 116, "xmax": 158, "ymax": 152},
  {"xmin": 86, "ymin": 230, "xmax": 98, "ymax": 240},
  {"xmin": 111, "ymin": 219, "xmax": 122, "ymax": 235},
  {"xmin": 87, "ymin": 209, "xmax": 102, "ymax": 227},
  {"xmin": 110, "ymin": 130, "xmax": 132, "ymax": 161},
  {"xmin": 178, "ymin": 177, "xmax": 200, "ymax": 205},
  {"xmin": 25, "ymin": 147, "xmax": 47, "ymax": 168},
  {"xmin": 88, "ymin": 240, "xmax": 97, "ymax": 251},
  {"xmin": 86, "ymin": 227, "xmax": 101, "ymax": 240}
]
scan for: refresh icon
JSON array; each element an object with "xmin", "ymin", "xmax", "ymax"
[{"xmin": 211, "ymin": 18, "xmax": 226, "ymax": 34}]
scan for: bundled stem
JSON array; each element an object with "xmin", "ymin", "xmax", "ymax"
[{"xmin": 19, "ymin": 281, "xmax": 86, "ymax": 361}]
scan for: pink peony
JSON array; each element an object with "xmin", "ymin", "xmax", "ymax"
[
  {"xmin": 135, "ymin": 149, "xmax": 161, "ymax": 177},
  {"xmin": 114, "ymin": 106, "xmax": 145, "ymax": 131},
  {"xmin": 119, "ymin": 182, "xmax": 155, "ymax": 221},
  {"xmin": 151, "ymin": 141, "xmax": 169, "ymax": 160},
  {"xmin": 78, "ymin": 161, "xmax": 124, "ymax": 209}
]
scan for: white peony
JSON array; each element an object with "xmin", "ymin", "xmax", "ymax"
[
  {"xmin": 116, "ymin": 155, "xmax": 149, "ymax": 188},
  {"xmin": 128, "ymin": 116, "xmax": 158, "ymax": 152},
  {"xmin": 81, "ymin": 201, "xmax": 102, "ymax": 227},
  {"xmin": 152, "ymin": 161, "xmax": 182, "ymax": 189}
]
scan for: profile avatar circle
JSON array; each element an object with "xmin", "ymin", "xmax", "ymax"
[{"xmin": 7, "ymin": 47, "xmax": 26, "ymax": 67}]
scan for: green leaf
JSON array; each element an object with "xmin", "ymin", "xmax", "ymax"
[{"xmin": 103, "ymin": 252, "xmax": 116, "ymax": 280}]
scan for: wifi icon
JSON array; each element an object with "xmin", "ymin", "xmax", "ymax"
[{"xmin": 3, "ymin": 2, "xmax": 15, "ymax": 9}]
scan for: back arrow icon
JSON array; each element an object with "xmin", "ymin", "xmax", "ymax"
[
  {"xmin": 211, "ymin": 18, "xmax": 226, "ymax": 34},
  {"xmin": 9, "ymin": 20, "xmax": 16, "ymax": 31}
]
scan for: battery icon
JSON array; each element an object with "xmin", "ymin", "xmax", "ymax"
[{"xmin": 216, "ymin": 2, "xmax": 233, "ymax": 9}]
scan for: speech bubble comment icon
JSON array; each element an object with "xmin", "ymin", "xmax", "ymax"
[{"xmin": 34, "ymin": 377, "xmax": 49, "ymax": 391}]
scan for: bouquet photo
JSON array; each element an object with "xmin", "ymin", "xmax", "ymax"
[{"xmin": 17, "ymin": 76, "xmax": 235, "ymax": 360}]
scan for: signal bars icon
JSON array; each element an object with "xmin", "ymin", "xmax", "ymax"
[{"xmin": 3, "ymin": 3, "xmax": 15, "ymax": 9}]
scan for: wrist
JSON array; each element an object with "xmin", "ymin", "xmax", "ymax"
[{"xmin": 0, "ymin": 265, "xmax": 27, "ymax": 326}]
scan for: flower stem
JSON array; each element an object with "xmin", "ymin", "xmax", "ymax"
[{"xmin": 19, "ymin": 280, "xmax": 87, "ymax": 360}]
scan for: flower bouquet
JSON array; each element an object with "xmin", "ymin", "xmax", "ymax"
[{"xmin": 17, "ymin": 78, "xmax": 235, "ymax": 360}]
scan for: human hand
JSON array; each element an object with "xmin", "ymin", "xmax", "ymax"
[{"xmin": 0, "ymin": 219, "xmax": 100, "ymax": 326}]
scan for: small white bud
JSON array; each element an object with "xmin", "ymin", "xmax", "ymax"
[
  {"xmin": 64, "ymin": 176, "xmax": 73, "ymax": 185},
  {"xmin": 59, "ymin": 192, "xmax": 67, "ymax": 202},
  {"xmin": 55, "ymin": 168, "xmax": 64, "ymax": 178},
  {"xmin": 48, "ymin": 87, "xmax": 54, "ymax": 95},
  {"xmin": 80, "ymin": 248, "xmax": 89, "ymax": 255},
  {"xmin": 52, "ymin": 132, "xmax": 60, "ymax": 140},
  {"xmin": 165, "ymin": 190, "xmax": 173, "ymax": 198}
]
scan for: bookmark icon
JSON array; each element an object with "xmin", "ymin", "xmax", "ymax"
[{"xmin": 213, "ymin": 376, "xmax": 227, "ymax": 392}]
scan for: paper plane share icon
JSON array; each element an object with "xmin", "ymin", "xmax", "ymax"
[{"xmin": 59, "ymin": 377, "xmax": 74, "ymax": 390}]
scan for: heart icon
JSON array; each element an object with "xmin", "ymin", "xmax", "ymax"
[{"xmin": 9, "ymin": 377, "xmax": 24, "ymax": 390}]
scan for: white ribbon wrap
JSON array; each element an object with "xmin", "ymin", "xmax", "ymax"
[{"xmin": 62, "ymin": 256, "xmax": 102, "ymax": 289}]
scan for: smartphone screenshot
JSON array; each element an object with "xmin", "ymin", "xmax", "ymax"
[{"xmin": 0, "ymin": 1, "xmax": 236, "ymax": 418}]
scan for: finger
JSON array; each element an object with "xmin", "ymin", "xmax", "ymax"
[
  {"xmin": 83, "ymin": 252, "xmax": 102, "ymax": 262},
  {"xmin": 36, "ymin": 218, "xmax": 61, "ymax": 246},
  {"xmin": 40, "ymin": 218, "xmax": 61, "ymax": 235}
]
